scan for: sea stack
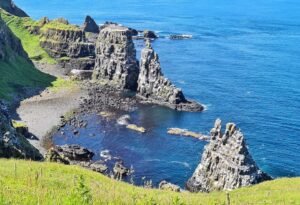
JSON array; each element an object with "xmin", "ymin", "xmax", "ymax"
[
  {"xmin": 186, "ymin": 119, "xmax": 272, "ymax": 192},
  {"xmin": 82, "ymin": 15, "xmax": 99, "ymax": 33},
  {"xmin": 137, "ymin": 40, "xmax": 203, "ymax": 111},
  {"xmin": 92, "ymin": 24, "xmax": 139, "ymax": 91}
]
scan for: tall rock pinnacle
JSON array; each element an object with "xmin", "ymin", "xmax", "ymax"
[
  {"xmin": 186, "ymin": 119, "xmax": 272, "ymax": 192},
  {"xmin": 137, "ymin": 40, "xmax": 203, "ymax": 111},
  {"xmin": 92, "ymin": 24, "xmax": 139, "ymax": 91}
]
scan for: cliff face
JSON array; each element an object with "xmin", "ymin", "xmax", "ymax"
[
  {"xmin": 0, "ymin": 103, "xmax": 42, "ymax": 160},
  {"xmin": 137, "ymin": 42, "xmax": 203, "ymax": 111},
  {"xmin": 92, "ymin": 24, "xmax": 139, "ymax": 90},
  {"xmin": 39, "ymin": 19, "xmax": 96, "ymax": 72},
  {"xmin": 186, "ymin": 119, "xmax": 271, "ymax": 192},
  {"xmin": 0, "ymin": 15, "xmax": 27, "ymax": 60},
  {"xmin": 0, "ymin": 0, "xmax": 28, "ymax": 17}
]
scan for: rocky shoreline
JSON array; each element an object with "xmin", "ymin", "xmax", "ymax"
[{"xmin": 0, "ymin": 0, "xmax": 273, "ymax": 193}]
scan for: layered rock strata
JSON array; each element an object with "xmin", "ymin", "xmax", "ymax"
[
  {"xmin": 186, "ymin": 119, "xmax": 272, "ymax": 192},
  {"xmin": 137, "ymin": 41, "xmax": 203, "ymax": 111},
  {"xmin": 92, "ymin": 24, "xmax": 139, "ymax": 90},
  {"xmin": 40, "ymin": 19, "xmax": 96, "ymax": 72}
]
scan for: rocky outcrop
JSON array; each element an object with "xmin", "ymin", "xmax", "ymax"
[
  {"xmin": 186, "ymin": 119, "xmax": 272, "ymax": 192},
  {"xmin": 137, "ymin": 41, "xmax": 203, "ymax": 111},
  {"xmin": 143, "ymin": 30, "xmax": 158, "ymax": 39},
  {"xmin": 0, "ymin": 102, "xmax": 42, "ymax": 160},
  {"xmin": 159, "ymin": 181, "xmax": 181, "ymax": 192},
  {"xmin": 82, "ymin": 15, "xmax": 99, "ymax": 33},
  {"xmin": 0, "ymin": 0, "xmax": 28, "ymax": 17},
  {"xmin": 39, "ymin": 19, "xmax": 96, "ymax": 72},
  {"xmin": 92, "ymin": 24, "xmax": 139, "ymax": 90}
]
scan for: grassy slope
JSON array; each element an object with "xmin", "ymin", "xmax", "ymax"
[
  {"xmin": 0, "ymin": 55, "xmax": 55, "ymax": 100},
  {"xmin": 0, "ymin": 9, "xmax": 56, "ymax": 64},
  {"xmin": 0, "ymin": 160, "xmax": 299, "ymax": 205}
]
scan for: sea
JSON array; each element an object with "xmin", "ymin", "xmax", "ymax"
[{"xmin": 15, "ymin": 0, "xmax": 300, "ymax": 187}]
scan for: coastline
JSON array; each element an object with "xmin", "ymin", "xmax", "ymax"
[{"xmin": 16, "ymin": 81, "xmax": 87, "ymax": 154}]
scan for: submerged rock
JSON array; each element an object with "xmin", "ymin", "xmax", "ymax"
[
  {"xmin": 82, "ymin": 15, "xmax": 99, "ymax": 33},
  {"xmin": 186, "ymin": 119, "xmax": 272, "ymax": 192},
  {"xmin": 117, "ymin": 115, "xmax": 131, "ymax": 126},
  {"xmin": 126, "ymin": 124, "xmax": 146, "ymax": 133},
  {"xmin": 137, "ymin": 41, "xmax": 203, "ymax": 112},
  {"xmin": 167, "ymin": 128, "xmax": 209, "ymax": 141},
  {"xmin": 92, "ymin": 24, "xmax": 139, "ymax": 90},
  {"xmin": 159, "ymin": 180, "xmax": 181, "ymax": 192}
]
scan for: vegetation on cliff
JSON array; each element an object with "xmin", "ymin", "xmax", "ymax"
[{"xmin": 0, "ymin": 159, "xmax": 299, "ymax": 205}]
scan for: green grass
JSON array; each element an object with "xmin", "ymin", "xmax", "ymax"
[
  {"xmin": 48, "ymin": 77, "xmax": 77, "ymax": 92},
  {"xmin": 0, "ymin": 159, "xmax": 299, "ymax": 205},
  {"xmin": 0, "ymin": 56, "xmax": 55, "ymax": 100},
  {"xmin": 0, "ymin": 9, "xmax": 56, "ymax": 64},
  {"xmin": 40, "ymin": 19, "xmax": 80, "ymax": 31},
  {"xmin": 11, "ymin": 120, "xmax": 27, "ymax": 128}
]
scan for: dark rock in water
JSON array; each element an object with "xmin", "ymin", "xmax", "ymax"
[
  {"xmin": 169, "ymin": 34, "xmax": 193, "ymax": 40},
  {"xmin": 0, "ymin": 0, "xmax": 28, "ymax": 17},
  {"xmin": 143, "ymin": 30, "xmax": 158, "ymax": 39},
  {"xmin": 55, "ymin": 145, "xmax": 94, "ymax": 161},
  {"xmin": 159, "ymin": 180, "xmax": 181, "ymax": 192},
  {"xmin": 74, "ymin": 160, "xmax": 108, "ymax": 174},
  {"xmin": 82, "ymin": 15, "xmax": 99, "ymax": 33},
  {"xmin": 137, "ymin": 41, "xmax": 203, "ymax": 112},
  {"xmin": 186, "ymin": 119, "xmax": 272, "ymax": 193},
  {"xmin": 92, "ymin": 24, "xmax": 139, "ymax": 91},
  {"xmin": 113, "ymin": 161, "xmax": 130, "ymax": 180}
]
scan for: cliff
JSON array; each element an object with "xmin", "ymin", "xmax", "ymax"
[
  {"xmin": 39, "ymin": 19, "xmax": 96, "ymax": 72},
  {"xmin": 0, "ymin": 102, "xmax": 42, "ymax": 159},
  {"xmin": 92, "ymin": 24, "xmax": 139, "ymax": 90},
  {"xmin": 137, "ymin": 41, "xmax": 203, "ymax": 111},
  {"xmin": 186, "ymin": 119, "xmax": 272, "ymax": 192},
  {"xmin": 82, "ymin": 15, "xmax": 99, "ymax": 33},
  {"xmin": 0, "ymin": 0, "xmax": 28, "ymax": 17}
]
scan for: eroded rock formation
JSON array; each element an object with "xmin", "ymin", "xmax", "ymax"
[
  {"xmin": 0, "ymin": 0, "xmax": 28, "ymax": 17},
  {"xmin": 186, "ymin": 119, "xmax": 272, "ymax": 192},
  {"xmin": 82, "ymin": 15, "xmax": 99, "ymax": 33},
  {"xmin": 92, "ymin": 24, "xmax": 139, "ymax": 90},
  {"xmin": 137, "ymin": 41, "xmax": 203, "ymax": 111},
  {"xmin": 39, "ymin": 19, "xmax": 96, "ymax": 72}
]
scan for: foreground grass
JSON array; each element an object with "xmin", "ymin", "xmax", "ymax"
[{"xmin": 0, "ymin": 160, "xmax": 299, "ymax": 205}]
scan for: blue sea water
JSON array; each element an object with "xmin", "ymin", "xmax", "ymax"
[{"xmin": 15, "ymin": 0, "xmax": 300, "ymax": 187}]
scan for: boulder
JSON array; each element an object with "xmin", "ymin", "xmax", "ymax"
[
  {"xmin": 92, "ymin": 24, "xmax": 139, "ymax": 90},
  {"xmin": 186, "ymin": 119, "xmax": 272, "ymax": 192},
  {"xmin": 55, "ymin": 145, "xmax": 94, "ymax": 161},
  {"xmin": 159, "ymin": 180, "xmax": 181, "ymax": 192},
  {"xmin": 113, "ymin": 161, "xmax": 130, "ymax": 180},
  {"xmin": 82, "ymin": 15, "xmax": 99, "ymax": 33},
  {"xmin": 137, "ymin": 40, "xmax": 203, "ymax": 112}
]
